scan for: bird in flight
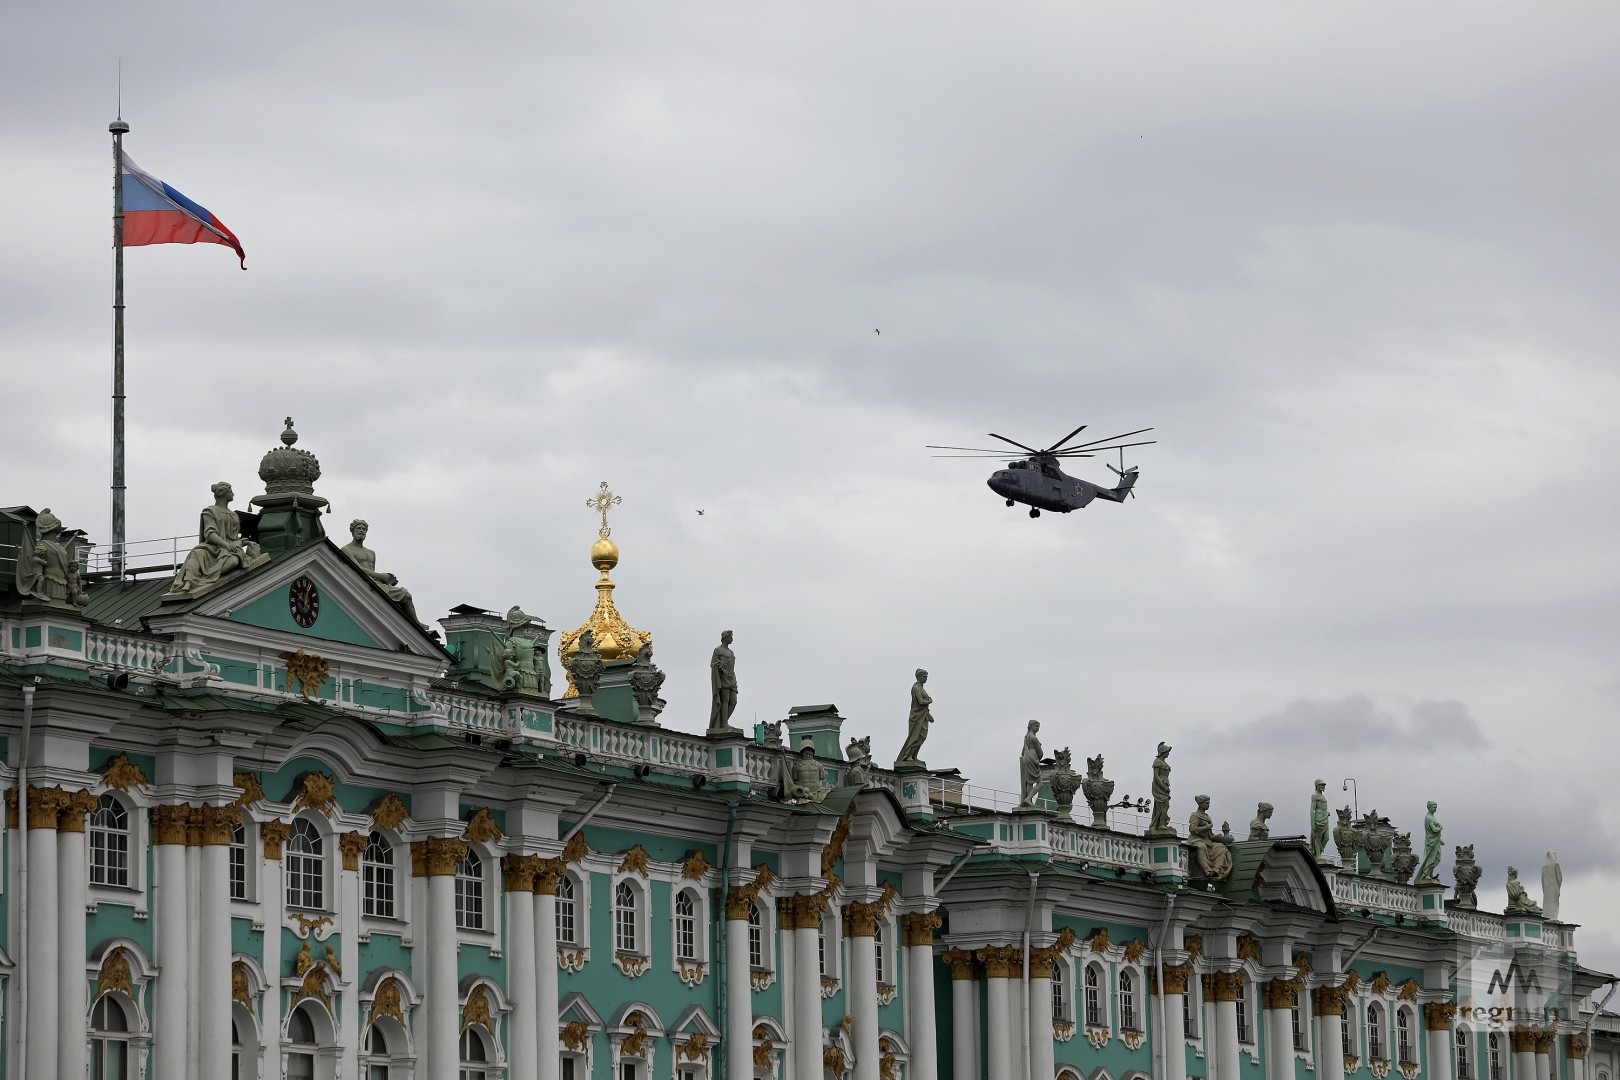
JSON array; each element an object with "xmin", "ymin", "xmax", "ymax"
[
  {"xmin": 695, "ymin": 509, "xmax": 705, "ymax": 516},
  {"xmin": 875, "ymin": 329, "xmax": 880, "ymax": 335}
]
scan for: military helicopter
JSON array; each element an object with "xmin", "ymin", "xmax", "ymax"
[{"xmin": 928, "ymin": 423, "xmax": 1155, "ymax": 517}]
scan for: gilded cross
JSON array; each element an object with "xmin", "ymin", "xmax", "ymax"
[{"xmin": 586, "ymin": 481, "xmax": 621, "ymax": 538}]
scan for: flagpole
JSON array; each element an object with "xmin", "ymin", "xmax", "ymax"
[{"xmin": 110, "ymin": 116, "xmax": 128, "ymax": 578}]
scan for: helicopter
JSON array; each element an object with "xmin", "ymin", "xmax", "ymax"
[{"xmin": 928, "ymin": 423, "xmax": 1155, "ymax": 517}]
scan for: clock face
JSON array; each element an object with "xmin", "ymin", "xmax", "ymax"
[{"xmin": 289, "ymin": 576, "xmax": 320, "ymax": 628}]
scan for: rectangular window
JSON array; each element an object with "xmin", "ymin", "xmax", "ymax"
[
  {"xmin": 1183, "ymin": 992, "xmax": 1194, "ymax": 1037},
  {"xmin": 1458, "ymin": 1033, "xmax": 1472, "ymax": 1080},
  {"xmin": 229, "ymin": 823, "xmax": 248, "ymax": 900},
  {"xmin": 1342, "ymin": 1005, "xmax": 1354, "ymax": 1058},
  {"xmin": 288, "ymin": 1053, "xmax": 316, "ymax": 1080},
  {"xmin": 557, "ymin": 881, "xmax": 577, "ymax": 944},
  {"xmin": 1053, "ymin": 966, "xmax": 1068, "ymax": 1022},
  {"xmin": 748, "ymin": 914, "xmax": 764, "ymax": 968},
  {"xmin": 286, "ymin": 853, "xmax": 323, "ymax": 910},
  {"xmin": 561, "ymin": 1058, "xmax": 576, "ymax": 1080},
  {"xmin": 621, "ymin": 1063, "xmax": 638, "ymax": 1080},
  {"xmin": 89, "ymin": 825, "xmax": 130, "ymax": 887},
  {"xmin": 364, "ymin": 858, "xmax": 395, "ymax": 919},
  {"xmin": 456, "ymin": 873, "xmax": 484, "ymax": 931},
  {"xmin": 1293, "ymin": 1001, "xmax": 1305, "ymax": 1051},
  {"xmin": 1236, "ymin": 990, "xmax": 1251, "ymax": 1044}
]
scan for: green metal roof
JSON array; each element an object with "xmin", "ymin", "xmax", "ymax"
[{"xmin": 82, "ymin": 577, "xmax": 174, "ymax": 628}]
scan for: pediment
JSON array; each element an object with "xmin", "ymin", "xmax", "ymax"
[
  {"xmin": 147, "ymin": 542, "xmax": 446, "ymax": 662},
  {"xmin": 1255, "ymin": 843, "xmax": 1337, "ymax": 915}
]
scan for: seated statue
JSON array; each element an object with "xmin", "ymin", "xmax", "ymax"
[
  {"xmin": 782, "ymin": 744, "xmax": 832, "ymax": 804},
  {"xmin": 170, "ymin": 483, "xmax": 268, "ymax": 596},
  {"xmin": 16, "ymin": 508, "xmax": 89, "ymax": 607},
  {"xmin": 1503, "ymin": 866, "xmax": 1542, "ymax": 916},
  {"xmin": 1187, "ymin": 795, "xmax": 1234, "ymax": 880},
  {"xmin": 340, "ymin": 519, "xmax": 426, "ymax": 629}
]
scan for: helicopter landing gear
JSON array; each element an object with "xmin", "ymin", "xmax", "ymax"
[
  {"xmin": 1006, "ymin": 498, "xmax": 1015, "ymax": 507},
  {"xmin": 1029, "ymin": 508, "xmax": 1040, "ymax": 518}
]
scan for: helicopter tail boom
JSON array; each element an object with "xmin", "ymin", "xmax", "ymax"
[{"xmin": 1093, "ymin": 464, "xmax": 1139, "ymax": 502}]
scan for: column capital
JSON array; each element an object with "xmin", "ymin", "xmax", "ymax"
[
  {"xmin": 1154, "ymin": 962, "xmax": 1193, "ymax": 996},
  {"xmin": 1510, "ymin": 1028, "xmax": 1540, "ymax": 1054},
  {"xmin": 152, "ymin": 802, "xmax": 192, "ymax": 845},
  {"xmin": 1423, "ymin": 1002, "xmax": 1458, "ymax": 1031},
  {"xmin": 417, "ymin": 836, "xmax": 467, "ymax": 877},
  {"xmin": 1208, "ymin": 970, "xmax": 1246, "ymax": 1002},
  {"xmin": 533, "ymin": 857, "xmax": 567, "ymax": 895},
  {"xmin": 339, "ymin": 831, "xmax": 368, "ymax": 870},
  {"xmin": 779, "ymin": 891, "xmax": 832, "ymax": 932},
  {"xmin": 57, "ymin": 789, "xmax": 99, "ymax": 833},
  {"xmin": 502, "ymin": 854, "xmax": 539, "ymax": 891},
  {"xmin": 842, "ymin": 883, "xmax": 898, "ymax": 937},
  {"xmin": 978, "ymin": 944, "xmax": 1023, "ymax": 980},
  {"xmin": 902, "ymin": 911, "xmax": 943, "ymax": 947},
  {"xmin": 1264, "ymin": 977, "xmax": 1303, "ymax": 1009},
  {"xmin": 198, "ymin": 805, "xmax": 243, "ymax": 846},
  {"xmin": 261, "ymin": 819, "xmax": 291, "ymax": 859},
  {"xmin": 1313, "ymin": 978, "xmax": 1353, "ymax": 1012},
  {"xmin": 939, "ymin": 947, "xmax": 979, "ymax": 980},
  {"xmin": 1566, "ymin": 1035, "xmax": 1588, "ymax": 1060},
  {"xmin": 1531, "ymin": 1029, "xmax": 1557, "ymax": 1055},
  {"xmin": 725, "ymin": 864, "xmax": 777, "ymax": 920}
]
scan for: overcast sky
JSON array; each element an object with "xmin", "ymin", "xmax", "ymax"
[{"xmin": 4, "ymin": 4, "xmax": 1617, "ymax": 974}]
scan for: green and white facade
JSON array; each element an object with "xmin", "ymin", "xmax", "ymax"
[{"xmin": 0, "ymin": 423, "xmax": 1611, "ymax": 1080}]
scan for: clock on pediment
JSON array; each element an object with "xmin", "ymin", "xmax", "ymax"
[{"xmin": 288, "ymin": 576, "xmax": 320, "ymax": 628}]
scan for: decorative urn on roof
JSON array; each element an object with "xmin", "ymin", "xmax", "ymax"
[{"xmin": 557, "ymin": 482, "xmax": 651, "ymax": 698}]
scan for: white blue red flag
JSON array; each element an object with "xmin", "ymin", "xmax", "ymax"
[{"xmin": 119, "ymin": 151, "xmax": 245, "ymax": 268}]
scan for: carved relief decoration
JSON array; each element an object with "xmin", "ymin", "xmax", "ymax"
[
  {"xmin": 1369, "ymin": 971, "xmax": 1391, "ymax": 995},
  {"xmin": 232, "ymin": 772, "xmax": 265, "ymax": 806},
  {"xmin": 1086, "ymin": 1025, "xmax": 1111, "ymax": 1048},
  {"xmin": 1398, "ymin": 978, "xmax": 1420, "ymax": 1001},
  {"xmin": 902, "ymin": 911, "xmax": 943, "ymax": 946},
  {"xmin": 370, "ymin": 793, "xmax": 409, "ymax": 831},
  {"xmin": 822, "ymin": 805, "xmax": 855, "ymax": 878},
  {"xmin": 824, "ymin": 1047, "xmax": 849, "ymax": 1075},
  {"xmin": 261, "ymin": 820, "xmax": 291, "ymax": 859},
  {"xmin": 558, "ymin": 949, "xmax": 587, "ymax": 973},
  {"xmin": 750, "ymin": 970, "xmax": 775, "ymax": 992},
  {"xmin": 844, "ymin": 882, "xmax": 899, "ymax": 937},
  {"xmin": 678, "ymin": 1033, "xmax": 710, "ymax": 1063},
  {"xmin": 1123, "ymin": 1030, "xmax": 1147, "ymax": 1050},
  {"xmin": 562, "ymin": 833, "xmax": 590, "ymax": 864},
  {"xmin": 280, "ymin": 649, "xmax": 330, "ymax": 700},
  {"xmin": 678, "ymin": 961, "xmax": 706, "ymax": 987},
  {"xmin": 1184, "ymin": 934, "xmax": 1203, "ymax": 959},
  {"xmin": 681, "ymin": 849, "xmax": 711, "ymax": 879},
  {"xmin": 232, "ymin": 961, "xmax": 253, "ymax": 1008},
  {"xmin": 462, "ymin": 985, "xmax": 492, "ymax": 1032},
  {"xmin": 339, "ymin": 831, "xmax": 367, "ymax": 872},
  {"xmin": 614, "ymin": 953, "xmax": 651, "ymax": 977},
  {"xmin": 1236, "ymin": 933, "xmax": 1262, "ymax": 961},
  {"xmin": 561, "ymin": 1020, "xmax": 592, "ymax": 1051},
  {"xmin": 463, "ymin": 808, "xmax": 502, "ymax": 844},
  {"xmin": 617, "ymin": 843, "xmax": 651, "ymax": 878},
  {"xmin": 1423, "ymin": 1003, "xmax": 1457, "ymax": 1030},
  {"xmin": 289, "ymin": 913, "xmax": 334, "ymax": 940},
  {"xmin": 101, "ymin": 753, "xmax": 150, "ymax": 791},
  {"xmin": 1054, "ymin": 1020, "xmax": 1076, "ymax": 1043},
  {"xmin": 290, "ymin": 772, "xmax": 339, "ymax": 819},
  {"xmin": 1088, "ymin": 927, "xmax": 1111, "ymax": 953},
  {"xmin": 97, "ymin": 947, "xmax": 134, "ymax": 998},
  {"xmin": 1122, "ymin": 938, "xmax": 1148, "ymax": 964},
  {"xmin": 371, "ymin": 977, "xmax": 405, "ymax": 1027}
]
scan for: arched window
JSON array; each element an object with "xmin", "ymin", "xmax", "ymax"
[
  {"xmin": 1236, "ymin": 981, "xmax": 1251, "ymax": 1043},
  {"xmin": 287, "ymin": 1004, "xmax": 319, "ymax": 1080},
  {"xmin": 1342, "ymin": 1001, "xmax": 1354, "ymax": 1058},
  {"xmin": 1368, "ymin": 1003, "xmax": 1385, "ymax": 1061},
  {"xmin": 459, "ymin": 1026, "xmax": 490, "ymax": 1080},
  {"xmin": 232, "ymin": 1017, "xmax": 246, "ymax": 1080},
  {"xmin": 1119, "ymin": 969, "xmax": 1138, "ymax": 1031},
  {"xmin": 89, "ymin": 794, "xmax": 131, "ymax": 888},
  {"xmin": 1052, "ymin": 962, "xmax": 1069, "ymax": 1021},
  {"xmin": 615, "ymin": 880, "xmax": 639, "ymax": 953},
  {"xmin": 556, "ymin": 875, "xmax": 577, "ymax": 944},
  {"xmin": 363, "ymin": 833, "xmax": 395, "ymax": 919},
  {"xmin": 748, "ymin": 902, "xmax": 764, "ymax": 968},
  {"xmin": 1084, "ymin": 963, "xmax": 1103, "ymax": 1027},
  {"xmin": 675, "ymin": 890, "xmax": 698, "ymax": 961},
  {"xmin": 367, "ymin": 1024, "xmax": 392, "ymax": 1080},
  {"xmin": 286, "ymin": 819, "xmax": 325, "ymax": 911},
  {"xmin": 1488, "ymin": 1032, "xmax": 1503, "ymax": 1080},
  {"xmin": 874, "ymin": 920, "xmax": 887, "ymax": 983},
  {"xmin": 1456, "ymin": 1026, "xmax": 1472, "ymax": 1080},
  {"xmin": 455, "ymin": 849, "xmax": 484, "ymax": 931},
  {"xmin": 229, "ymin": 820, "xmax": 249, "ymax": 900},
  {"xmin": 90, "ymin": 993, "xmax": 133, "ymax": 1079},
  {"xmin": 1397, "ymin": 1008, "xmax": 1414, "ymax": 1064}
]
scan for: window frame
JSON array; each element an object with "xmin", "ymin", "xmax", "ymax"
[
  {"xmin": 1052, "ymin": 958, "xmax": 1072, "ymax": 1023},
  {"xmin": 1083, "ymin": 962, "xmax": 1106, "ymax": 1029},
  {"xmin": 228, "ymin": 817, "xmax": 254, "ymax": 902},
  {"xmin": 1368, "ymin": 1001, "xmax": 1386, "ymax": 1063},
  {"xmin": 459, "ymin": 1024, "xmax": 494, "ymax": 1080},
  {"xmin": 1342, "ymin": 999, "xmax": 1357, "ymax": 1059},
  {"xmin": 89, "ymin": 792, "xmax": 133, "ymax": 889},
  {"xmin": 1235, "ymin": 978, "xmax": 1253, "ymax": 1045},
  {"xmin": 89, "ymin": 991, "xmax": 135, "ymax": 1080},
  {"xmin": 612, "ymin": 877, "xmax": 648, "ymax": 959},
  {"xmin": 1488, "ymin": 1031, "xmax": 1503, "ymax": 1080},
  {"xmin": 1397, "ymin": 1005, "xmax": 1415, "ymax": 1065},
  {"xmin": 455, "ymin": 847, "xmax": 487, "ymax": 932},
  {"xmin": 1118, "ymin": 967, "xmax": 1140, "ymax": 1033},
  {"xmin": 285, "ymin": 816, "xmax": 329, "ymax": 913},
  {"xmin": 1456, "ymin": 1025, "xmax": 1472, "ymax": 1080},
  {"xmin": 362, "ymin": 831, "xmax": 399, "ymax": 922}
]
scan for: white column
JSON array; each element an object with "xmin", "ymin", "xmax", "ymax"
[
  {"xmin": 57, "ymin": 792, "xmax": 93, "ymax": 1080},
  {"xmin": 943, "ymin": 950, "xmax": 979, "ymax": 1080},
  {"xmin": 261, "ymin": 822, "xmax": 288, "ymax": 1078},
  {"xmin": 1029, "ymin": 970, "xmax": 1056, "ymax": 1080},
  {"xmin": 503, "ymin": 859, "xmax": 538, "ymax": 1080},
  {"xmin": 1161, "ymin": 982, "xmax": 1189, "ymax": 1080},
  {"xmin": 726, "ymin": 891, "xmax": 755, "ymax": 1080},
  {"xmin": 1265, "ymin": 991, "xmax": 1295, "ymax": 1080},
  {"xmin": 903, "ymin": 917, "xmax": 940, "ymax": 1080},
  {"xmin": 1567, "ymin": 1043, "xmax": 1586, "ymax": 1080},
  {"xmin": 1426, "ymin": 1014, "xmax": 1453, "ymax": 1080},
  {"xmin": 152, "ymin": 805, "xmax": 191, "ymax": 1080},
  {"xmin": 847, "ymin": 927, "xmax": 881, "ymax": 1080},
  {"xmin": 1314, "ymin": 991, "xmax": 1344, "ymax": 1080},
  {"xmin": 1535, "ymin": 1047, "xmax": 1552, "ymax": 1080},
  {"xmin": 792, "ymin": 902, "xmax": 824, "ymax": 1080},
  {"xmin": 199, "ymin": 809, "xmax": 239, "ymax": 1080},
  {"xmin": 1213, "ymin": 980, "xmax": 1242, "ymax": 1080},
  {"xmin": 337, "ymin": 831, "xmax": 364, "ymax": 1080},
  {"xmin": 425, "ymin": 839, "xmax": 465, "ymax": 1080},
  {"xmin": 534, "ymin": 872, "xmax": 560, "ymax": 1079},
  {"xmin": 1513, "ymin": 1029, "xmax": 1537, "ymax": 1080},
  {"xmin": 985, "ymin": 954, "xmax": 1015, "ymax": 1080},
  {"xmin": 186, "ymin": 831, "xmax": 201, "ymax": 1079}
]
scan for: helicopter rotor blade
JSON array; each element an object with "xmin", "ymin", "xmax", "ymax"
[
  {"xmin": 1049, "ymin": 440, "xmax": 1156, "ymax": 457},
  {"xmin": 1043, "ymin": 423, "xmax": 1090, "ymax": 454},
  {"xmin": 986, "ymin": 433, "xmax": 1043, "ymax": 455},
  {"xmin": 1058, "ymin": 427, "xmax": 1155, "ymax": 452},
  {"xmin": 925, "ymin": 444, "xmax": 1030, "ymax": 454}
]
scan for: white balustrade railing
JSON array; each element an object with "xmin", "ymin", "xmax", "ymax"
[
  {"xmin": 661, "ymin": 732, "xmax": 713, "ymax": 774},
  {"xmin": 1050, "ymin": 822, "xmax": 1151, "ymax": 869},
  {"xmin": 1333, "ymin": 873, "xmax": 1422, "ymax": 915},
  {"xmin": 424, "ymin": 691, "xmax": 508, "ymax": 733},
  {"xmin": 744, "ymin": 748, "xmax": 776, "ymax": 783},
  {"xmin": 84, "ymin": 629, "xmax": 171, "ymax": 673},
  {"xmin": 1448, "ymin": 910, "xmax": 1506, "ymax": 941}
]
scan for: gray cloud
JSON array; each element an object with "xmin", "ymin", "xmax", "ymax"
[{"xmin": 1201, "ymin": 694, "xmax": 1490, "ymax": 755}]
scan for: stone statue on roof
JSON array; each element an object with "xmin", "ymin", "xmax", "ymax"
[
  {"xmin": 1248, "ymin": 802, "xmax": 1273, "ymax": 841},
  {"xmin": 1145, "ymin": 742, "xmax": 1174, "ymax": 837},
  {"xmin": 566, "ymin": 629, "xmax": 605, "ymax": 714},
  {"xmin": 1187, "ymin": 795, "xmax": 1233, "ymax": 880},
  {"xmin": 1504, "ymin": 865, "xmax": 1542, "ymax": 916},
  {"xmin": 708, "ymin": 630, "xmax": 739, "ymax": 734},
  {"xmin": 1048, "ymin": 748, "xmax": 1081, "ymax": 823},
  {"xmin": 628, "ymin": 643, "xmax": 666, "ymax": 723},
  {"xmin": 844, "ymin": 736, "xmax": 873, "ymax": 788},
  {"xmin": 341, "ymin": 519, "xmax": 427, "ymax": 630},
  {"xmin": 169, "ymin": 482, "xmax": 268, "ymax": 597},
  {"xmin": 1452, "ymin": 845, "xmax": 1481, "ymax": 909},
  {"xmin": 15, "ymin": 508, "xmax": 88, "ymax": 608},
  {"xmin": 781, "ymin": 742, "xmax": 831, "ymax": 804},
  {"xmin": 1079, "ymin": 754, "xmax": 1114, "ymax": 829},
  {"xmin": 1415, "ymin": 801, "xmax": 1443, "ymax": 884},
  {"xmin": 1017, "ymin": 720, "xmax": 1043, "ymax": 808},
  {"xmin": 1310, "ymin": 779, "xmax": 1331, "ymax": 861},
  {"xmin": 895, "ymin": 668, "xmax": 933, "ymax": 768},
  {"xmin": 1541, "ymin": 852, "xmax": 1561, "ymax": 920}
]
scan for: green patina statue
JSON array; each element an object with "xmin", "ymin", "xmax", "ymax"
[
  {"xmin": 895, "ymin": 668, "xmax": 933, "ymax": 768},
  {"xmin": 1504, "ymin": 865, "xmax": 1542, "ymax": 916},
  {"xmin": 1187, "ymin": 795, "xmax": 1234, "ymax": 880},
  {"xmin": 341, "ymin": 519, "xmax": 427, "ymax": 630},
  {"xmin": 169, "ymin": 482, "xmax": 267, "ymax": 597},
  {"xmin": 1416, "ymin": 800, "xmax": 1443, "ymax": 885},
  {"xmin": 1018, "ymin": 720, "xmax": 1043, "ymax": 807},
  {"xmin": 15, "ymin": 508, "xmax": 88, "ymax": 608},
  {"xmin": 1248, "ymin": 802, "xmax": 1273, "ymax": 841},
  {"xmin": 708, "ymin": 630, "xmax": 739, "ymax": 734},
  {"xmin": 566, "ymin": 629, "xmax": 605, "ymax": 714},
  {"xmin": 1145, "ymin": 742, "xmax": 1174, "ymax": 836},
  {"xmin": 1310, "ymin": 779, "xmax": 1331, "ymax": 861},
  {"xmin": 781, "ymin": 742, "xmax": 831, "ymax": 803}
]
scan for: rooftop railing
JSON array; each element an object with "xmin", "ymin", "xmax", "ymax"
[{"xmin": 84, "ymin": 534, "xmax": 193, "ymax": 577}]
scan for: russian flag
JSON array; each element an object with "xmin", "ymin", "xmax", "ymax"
[{"xmin": 120, "ymin": 151, "xmax": 245, "ymax": 268}]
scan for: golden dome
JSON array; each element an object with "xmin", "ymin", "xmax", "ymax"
[{"xmin": 558, "ymin": 483, "xmax": 650, "ymax": 697}]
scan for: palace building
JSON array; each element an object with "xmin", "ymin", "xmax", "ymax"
[{"xmin": 0, "ymin": 419, "xmax": 1612, "ymax": 1080}]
